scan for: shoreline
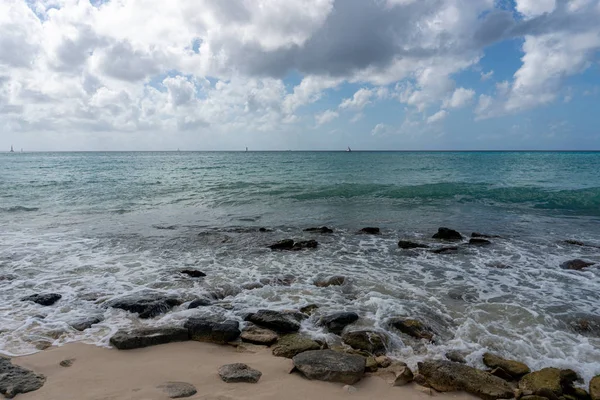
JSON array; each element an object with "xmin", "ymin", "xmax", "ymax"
[{"xmin": 10, "ymin": 341, "xmax": 478, "ymax": 400}]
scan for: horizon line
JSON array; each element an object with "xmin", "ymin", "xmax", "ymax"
[{"xmin": 4, "ymin": 149, "xmax": 600, "ymax": 153}]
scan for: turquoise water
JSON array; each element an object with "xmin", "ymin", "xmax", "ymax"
[{"xmin": 1, "ymin": 152, "xmax": 599, "ymax": 380}]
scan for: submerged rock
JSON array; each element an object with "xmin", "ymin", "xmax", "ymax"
[
  {"xmin": 433, "ymin": 227, "xmax": 464, "ymax": 241},
  {"xmin": 20, "ymin": 293, "xmax": 62, "ymax": 306},
  {"xmin": 321, "ymin": 312, "xmax": 359, "ymax": 335},
  {"xmin": 304, "ymin": 227, "xmax": 334, "ymax": 234},
  {"xmin": 418, "ymin": 360, "xmax": 515, "ymax": 400},
  {"xmin": 106, "ymin": 292, "xmax": 181, "ymax": 319},
  {"xmin": 258, "ymin": 227, "xmax": 272, "ymax": 232},
  {"xmin": 245, "ymin": 310, "xmax": 301, "ymax": 333},
  {"xmin": 483, "ymin": 353, "xmax": 530, "ymax": 379},
  {"xmin": 218, "ymin": 363, "xmax": 262, "ymax": 383},
  {"xmin": 109, "ymin": 327, "xmax": 189, "ymax": 350},
  {"xmin": 388, "ymin": 318, "xmax": 434, "ymax": 341},
  {"xmin": 314, "ymin": 275, "xmax": 347, "ymax": 287},
  {"xmin": 268, "ymin": 239, "xmax": 295, "ymax": 250},
  {"xmin": 292, "ymin": 350, "xmax": 366, "ymax": 385},
  {"xmin": 292, "ymin": 240, "xmax": 318, "ymax": 250},
  {"xmin": 179, "ymin": 269, "xmax": 206, "ymax": 278},
  {"xmin": 446, "ymin": 351, "xmax": 467, "ymax": 364},
  {"xmin": 359, "ymin": 227, "xmax": 380, "ymax": 235},
  {"xmin": 469, "ymin": 238, "xmax": 492, "ymax": 246},
  {"xmin": 240, "ymin": 325, "xmax": 278, "ymax": 346},
  {"xmin": 398, "ymin": 240, "xmax": 429, "ymax": 249},
  {"xmin": 70, "ymin": 315, "xmax": 104, "ymax": 331},
  {"xmin": 300, "ymin": 304, "xmax": 319, "ymax": 315},
  {"xmin": 185, "ymin": 318, "xmax": 240, "ymax": 344},
  {"xmin": 432, "ymin": 246, "xmax": 460, "ymax": 254},
  {"xmin": 0, "ymin": 357, "xmax": 46, "ymax": 398},
  {"xmin": 157, "ymin": 382, "xmax": 197, "ymax": 398},
  {"xmin": 590, "ymin": 376, "xmax": 600, "ymax": 400},
  {"xmin": 472, "ymin": 232, "xmax": 500, "ymax": 239},
  {"xmin": 272, "ymin": 334, "xmax": 320, "ymax": 358},
  {"xmin": 188, "ymin": 298, "xmax": 212, "ymax": 309},
  {"xmin": 342, "ymin": 330, "xmax": 387, "ymax": 355},
  {"xmin": 560, "ymin": 259, "xmax": 595, "ymax": 271}
]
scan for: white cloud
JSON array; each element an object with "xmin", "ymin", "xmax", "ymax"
[
  {"xmin": 371, "ymin": 123, "xmax": 392, "ymax": 136},
  {"xmin": 339, "ymin": 88, "xmax": 373, "ymax": 110},
  {"xmin": 350, "ymin": 113, "xmax": 364, "ymax": 123},
  {"xmin": 515, "ymin": 0, "xmax": 556, "ymax": 18},
  {"xmin": 315, "ymin": 109, "xmax": 339, "ymax": 125},
  {"xmin": 427, "ymin": 109, "xmax": 448, "ymax": 124},
  {"xmin": 443, "ymin": 87, "xmax": 475, "ymax": 109},
  {"xmin": 481, "ymin": 70, "xmax": 494, "ymax": 81}
]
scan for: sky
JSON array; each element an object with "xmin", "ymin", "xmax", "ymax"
[{"xmin": 1, "ymin": 0, "xmax": 600, "ymax": 151}]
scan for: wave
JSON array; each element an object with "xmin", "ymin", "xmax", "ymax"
[{"xmin": 2, "ymin": 206, "xmax": 40, "ymax": 212}]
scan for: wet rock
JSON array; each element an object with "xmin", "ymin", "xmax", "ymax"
[
  {"xmin": 573, "ymin": 388, "xmax": 591, "ymax": 400},
  {"xmin": 432, "ymin": 246, "xmax": 460, "ymax": 254},
  {"xmin": 418, "ymin": 360, "xmax": 515, "ymax": 400},
  {"xmin": 188, "ymin": 298, "xmax": 212, "ymax": 309},
  {"xmin": 469, "ymin": 238, "xmax": 492, "ymax": 246},
  {"xmin": 375, "ymin": 356, "xmax": 392, "ymax": 368},
  {"xmin": 20, "ymin": 293, "xmax": 62, "ymax": 306},
  {"xmin": 432, "ymin": 227, "xmax": 464, "ymax": 241},
  {"xmin": 272, "ymin": 334, "xmax": 321, "ymax": 358},
  {"xmin": 258, "ymin": 227, "xmax": 272, "ymax": 232},
  {"xmin": 292, "ymin": 349, "xmax": 366, "ymax": 385},
  {"xmin": 241, "ymin": 282, "xmax": 264, "ymax": 290},
  {"xmin": 0, "ymin": 357, "xmax": 46, "ymax": 398},
  {"xmin": 519, "ymin": 368, "xmax": 564, "ymax": 397},
  {"xmin": 521, "ymin": 396, "xmax": 549, "ymax": 400},
  {"xmin": 591, "ymin": 376, "xmax": 600, "ymax": 400},
  {"xmin": 218, "ymin": 363, "xmax": 262, "ymax": 383},
  {"xmin": 245, "ymin": 310, "xmax": 301, "ymax": 333},
  {"xmin": 472, "ymin": 232, "xmax": 500, "ymax": 239},
  {"xmin": 414, "ymin": 373, "xmax": 429, "ymax": 387},
  {"xmin": 483, "ymin": 353, "xmax": 530, "ymax": 379},
  {"xmin": 560, "ymin": 259, "xmax": 595, "ymax": 271},
  {"xmin": 209, "ymin": 284, "xmax": 242, "ymax": 300},
  {"xmin": 179, "ymin": 269, "xmax": 206, "ymax": 278},
  {"xmin": 342, "ymin": 330, "xmax": 387, "ymax": 355},
  {"xmin": 563, "ymin": 240, "xmax": 599, "ymax": 248},
  {"xmin": 268, "ymin": 239, "xmax": 295, "ymax": 250},
  {"xmin": 106, "ymin": 292, "xmax": 182, "ymax": 319},
  {"xmin": 321, "ymin": 312, "xmax": 359, "ymax": 335},
  {"xmin": 393, "ymin": 366, "xmax": 414, "ymax": 386},
  {"xmin": 70, "ymin": 315, "xmax": 104, "ymax": 331},
  {"xmin": 388, "ymin": 318, "xmax": 434, "ymax": 341},
  {"xmin": 59, "ymin": 359, "xmax": 75, "ymax": 367},
  {"xmin": 305, "ymin": 227, "xmax": 334, "ymax": 234},
  {"xmin": 0, "ymin": 274, "xmax": 17, "ymax": 281},
  {"xmin": 487, "ymin": 262, "xmax": 512, "ymax": 269},
  {"xmin": 314, "ymin": 275, "xmax": 347, "ymax": 287},
  {"xmin": 110, "ymin": 327, "xmax": 189, "ymax": 350},
  {"xmin": 398, "ymin": 240, "xmax": 429, "ymax": 249},
  {"xmin": 292, "ymin": 240, "xmax": 318, "ymax": 250},
  {"xmin": 240, "ymin": 325, "xmax": 278, "ymax": 346},
  {"xmin": 359, "ymin": 227, "xmax": 380, "ymax": 235},
  {"xmin": 300, "ymin": 304, "xmax": 319, "ymax": 315},
  {"xmin": 260, "ymin": 274, "xmax": 296, "ymax": 286},
  {"xmin": 185, "ymin": 319, "xmax": 240, "ymax": 344},
  {"xmin": 446, "ymin": 351, "xmax": 467, "ymax": 364},
  {"xmin": 157, "ymin": 382, "xmax": 197, "ymax": 398},
  {"xmin": 365, "ymin": 357, "xmax": 378, "ymax": 372},
  {"xmin": 491, "ymin": 367, "xmax": 515, "ymax": 382}
]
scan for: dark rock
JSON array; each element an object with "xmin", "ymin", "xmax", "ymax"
[
  {"xmin": 469, "ymin": 238, "xmax": 492, "ymax": 246},
  {"xmin": 292, "ymin": 240, "xmax": 318, "ymax": 250},
  {"xmin": 268, "ymin": 239, "xmax": 295, "ymax": 250},
  {"xmin": 483, "ymin": 353, "xmax": 530, "ymax": 379},
  {"xmin": 398, "ymin": 240, "xmax": 429, "ymax": 249},
  {"xmin": 388, "ymin": 318, "xmax": 434, "ymax": 341},
  {"xmin": 157, "ymin": 382, "xmax": 197, "ymax": 398},
  {"xmin": 433, "ymin": 227, "xmax": 464, "ymax": 241},
  {"xmin": 536, "ymin": 388, "xmax": 560, "ymax": 400},
  {"xmin": 184, "ymin": 319, "xmax": 240, "ymax": 344},
  {"xmin": 432, "ymin": 246, "xmax": 460, "ymax": 254},
  {"xmin": 472, "ymin": 232, "xmax": 500, "ymax": 239},
  {"xmin": 491, "ymin": 367, "xmax": 515, "ymax": 382},
  {"xmin": 209, "ymin": 284, "xmax": 242, "ymax": 300},
  {"xmin": 519, "ymin": 368, "xmax": 567, "ymax": 397},
  {"xmin": 314, "ymin": 275, "xmax": 347, "ymax": 287},
  {"xmin": 304, "ymin": 227, "xmax": 334, "ymax": 234},
  {"xmin": 300, "ymin": 304, "xmax": 319, "ymax": 315},
  {"xmin": 560, "ymin": 259, "xmax": 595, "ymax": 271},
  {"xmin": 563, "ymin": 240, "xmax": 599, "ymax": 248},
  {"xmin": 218, "ymin": 363, "xmax": 262, "ymax": 383},
  {"xmin": 591, "ymin": 376, "xmax": 600, "ymax": 400},
  {"xmin": 0, "ymin": 274, "xmax": 17, "ymax": 281},
  {"xmin": 240, "ymin": 325, "xmax": 278, "ymax": 346},
  {"xmin": 292, "ymin": 349, "xmax": 366, "ymax": 385},
  {"xmin": 359, "ymin": 227, "xmax": 380, "ymax": 235},
  {"xmin": 188, "ymin": 298, "xmax": 212, "ymax": 309},
  {"xmin": 446, "ymin": 351, "xmax": 467, "ymax": 364},
  {"xmin": 321, "ymin": 312, "xmax": 359, "ymax": 335},
  {"xmin": 272, "ymin": 334, "xmax": 321, "ymax": 358},
  {"xmin": 20, "ymin": 293, "xmax": 62, "ymax": 306},
  {"xmin": 245, "ymin": 310, "xmax": 301, "ymax": 333},
  {"xmin": 59, "ymin": 359, "xmax": 75, "ymax": 367},
  {"xmin": 109, "ymin": 327, "xmax": 189, "ymax": 350},
  {"xmin": 342, "ymin": 330, "xmax": 387, "ymax": 355},
  {"xmin": 521, "ymin": 396, "xmax": 550, "ymax": 400},
  {"xmin": 258, "ymin": 227, "xmax": 272, "ymax": 232},
  {"xmin": 0, "ymin": 357, "xmax": 46, "ymax": 398},
  {"xmin": 573, "ymin": 388, "xmax": 591, "ymax": 400},
  {"xmin": 241, "ymin": 282, "xmax": 264, "ymax": 290},
  {"xmin": 414, "ymin": 373, "xmax": 429, "ymax": 386},
  {"xmin": 179, "ymin": 269, "xmax": 206, "ymax": 278},
  {"xmin": 70, "ymin": 315, "xmax": 104, "ymax": 331},
  {"xmin": 393, "ymin": 366, "xmax": 414, "ymax": 386},
  {"xmin": 106, "ymin": 292, "xmax": 181, "ymax": 319},
  {"xmin": 418, "ymin": 360, "xmax": 515, "ymax": 400}
]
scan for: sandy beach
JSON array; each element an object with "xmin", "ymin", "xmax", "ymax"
[{"xmin": 10, "ymin": 341, "xmax": 477, "ymax": 400}]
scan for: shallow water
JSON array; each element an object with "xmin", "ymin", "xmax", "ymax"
[{"xmin": 1, "ymin": 151, "xmax": 599, "ymax": 382}]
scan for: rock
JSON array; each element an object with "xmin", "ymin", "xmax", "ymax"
[
  {"xmin": 365, "ymin": 357, "xmax": 378, "ymax": 373},
  {"xmin": 0, "ymin": 357, "xmax": 46, "ymax": 398},
  {"xmin": 157, "ymin": 382, "xmax": 197, "ymax": 398},
  {"xmin": 305, "ymin": 227, "xmax": 334, "ymax": 234},
  {"xmin": 469, "ymin": 238, "xmax": 492, "ymax": 246},
  {"xmin": 59, "ymin": 359, "xmax": 75, "ymax": 367},
  {"xmin": 258, "ymin": 227, "xmax": 271, "ymax": 232},
  {"xmin": 245, "ymin": 310, "xmax": 301, "ymax": 333},
  {"xmin": 491, "ymin": 367, "xmax": 515, "ymax": 382},
  {"xmin": 342, "ymin": 330, "xmax": 387, "ymax": 355},
  {"xmin": 20, "ymin": 293, "xmax": 62, "ymax": 306},
  {"xmin": 483, "ymin": 353, "xmax": 530, "ymax": 379},
  {"xmin": 241, "ymin": 282, "xmax": 264, "ymax": 290},
  {"xmin": 240, "ymin": 325, "xmax": 278, "ymax": 346},
  {"xmin": 393, "ymin": 366, "xmax": 414, "ymax": 386},
  {"xmin": 536, "ymin": 388, "xmax": 560, "ymax": 400},
  {"xmin": 268, "ymin": 239, "xmax": 295, "ymax": 250},
  {"xmin": 272, "ymin": 334, "xmax": 321, "ymax": 358},
  {"xmin": 106, "ymin": 292, "xmax": 181, "ymax": 319},
  {"xmin": 590, "ymin": 376, "xmax": 600, "ymax": 400},
  {"xmin": 300, "ymin": 304, "xmax": 319, "ymax": 315},
  {"xmin": 292, "ymin": 240, "xmax": 318, "ymax": 250},
  {"xmin": 110, "ymin": 327, "xmax": 189, "ymax": 350},
  {"xmin": 218, "ymin": 363, "xmax": 262, "ymax": 383},
  {"xmin": 432, "ymin": 246, "xmax": 459, "ymax": 254},
  {"xmin": 359, "ymin": 227, "xmax": 380, "ymax": 234},
  {"xmin": 560, "ymin": 260, "xmax": 595, "ymax": 271},
  {"xmin": 343, "ymin": 385, "xmax": 358, "ymax": 393},
  {"xmin": 209, "ymin": 284, "xmax": 242, "ymax": 299},
  {"xmin": 521, "ymin": 396, "xmax": 550, "ymax": 400},
  {"xmin": 418, "ymin": 360, "xmax": 515, "ymax": 400},
  {"xmin": 0, "ymin": 274, "xmax": 17, "ymax": 281},
  {"xmin": 314, "ymin": 275, "xmax": 347, "ymax": 287},
  {"xmin": 574, "ymin": 388, "xmax": 591, "ymax": 400},
  {"xmin": 388, "ymin": 318, "xmax": 434, "ymax": 341},
  {"xmin": 472, "ymin": 232, "xmax": 500, "ymax": 239},
  {"xmin": 292, "ymin": 349, "xmax": 366, "ymax": 385},
  {"xmin": 414, "ymin": 373, "xmax": 429, "ymax": 386},
  {"xmin": 188, "ymin": 298, "xmax": 212, "ymax": 309},
  {"xmin": 398, "ymin": 240, "xmax": 429, "ymax": 249},
  {"xmin": 446, "ymin": 351, "xmax": 467, "ymax": 364},
  {"xmin": 375, "ymin": 356, "xmax": 392, "ymax": 368},
  {"xmin": 519, "ymin": 368, "xmax": 563, "ymax": 397},
  {"xmin": 321, "ymin": 312, "xmax": 359, "ymax": 335},
  {"xmin": 179, "ymin": 269, "xmax": 206, "ymax": 278},
  {"xmin": 185, "ymin": 319, "xmax": 240, "ymax": 344},
  {"xmin": 432, "ymin": 227, "xmax": 464, "ymax": 240},
  {"xmin": 70, "ymin": 316, "xmax": 104, "ymax": 331}
]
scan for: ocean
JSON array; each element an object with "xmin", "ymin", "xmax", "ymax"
[{"xmin": 1, "ymin": 151, "xmax": 599, "ymax": 382}]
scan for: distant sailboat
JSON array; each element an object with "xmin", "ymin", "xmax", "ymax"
[
  {"xmin": 346, "ymin": 146, "xmax": 352, "ymax": 152},
  {"xmin": 10, "ymin": 145, "xmax": 14, "ymax": 153}
]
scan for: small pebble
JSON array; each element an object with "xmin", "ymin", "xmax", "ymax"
[
  {"xmin": 59, "ymin": 358, "xmax": 75, "ymax": 367},
  {"xmin": 343, "ymin": 385, "xmax": 358, "ymax": 393}
]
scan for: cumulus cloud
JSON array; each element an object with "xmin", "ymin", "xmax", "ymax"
[
  {"xmin": 339, "ymin": 88, "xmax": 373, "ymax": 110},
  {"xmin": 443, "ymin": 87, "xmax": 475, "ymax": 109},
  {"xmin": 315, "ymin": 109, "xmax": 339, "ymax": 125},
  {"xmin": 427, "ymin": 110, "xmax": 448, "ymax": 124},
  {"xmin": 481, "ymin": 70, "xmax": 494, "ymax": 81}
]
